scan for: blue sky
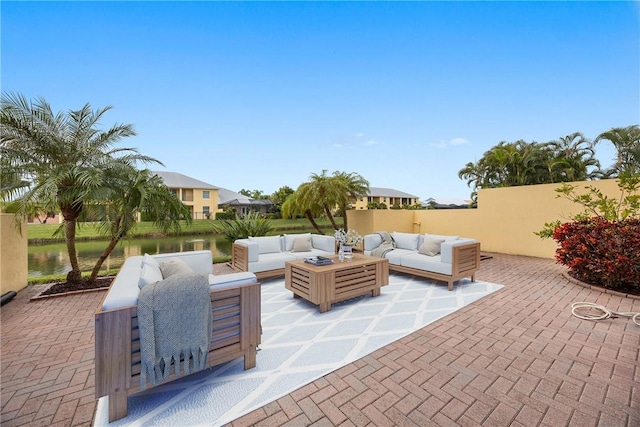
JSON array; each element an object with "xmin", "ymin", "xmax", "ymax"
[{"xmin": 2, "ymin": 1, "xmax": 639, "ymax": 200}]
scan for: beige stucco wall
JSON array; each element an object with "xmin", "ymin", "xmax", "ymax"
[
  {"xmin": 0, "ymin": 214, "xmax": 28, "ymax": 294},
  {"xmin": 347, "ymin": 179, "xmax": 627, "ymax": 259}
]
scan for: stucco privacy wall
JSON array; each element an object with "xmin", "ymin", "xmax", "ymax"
[
  {"xmin": 348, "ymin": 179, "xmax": 625, "ymax": 259},
  {"xmin": 0, "ymin": 214, "xmax": 28, "ymax": 294}
]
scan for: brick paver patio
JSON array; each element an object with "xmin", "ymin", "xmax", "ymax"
[{"xmin": 1, "ymin": 253, "xmax": 639, "ymax": 426}]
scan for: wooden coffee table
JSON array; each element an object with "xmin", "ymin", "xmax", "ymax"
[{"xmin": 285, "ymin": 254, "xmax": 389, "ymax": 313}]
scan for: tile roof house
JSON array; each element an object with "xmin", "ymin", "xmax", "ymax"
[
  {"xmin": 217, "ymin": 188, "xmax": 274, "ymax": 215},
  {"xmin": 353, "ymin": 187, "xmax": 421, "ymax": 210},
  {"xmin": 422, "ymin": 197, "xmax": 473, "ymax": 209},
  {"xmin": 152, "ymin": 171, "xmax": 219, "ymax": 219},
  {"xmin": 153, "ymin": 171, "xmax": 274, "ymax": 218}
]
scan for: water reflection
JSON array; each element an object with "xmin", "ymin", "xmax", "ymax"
[{"xmin": 28, "ymin": 235, "xmax": 232, "ymax": 277}]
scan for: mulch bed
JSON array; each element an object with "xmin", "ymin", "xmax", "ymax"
[{"xmin": 35, "ymin": 276, "xmax": 114, "ymax": 299}]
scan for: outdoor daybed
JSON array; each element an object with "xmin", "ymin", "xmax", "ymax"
[
  {"xmin": 231, "ymin": 233, "xmax": 336, "ymax": 279},
  {"xmin": 95, "ymin": 250, "xmax": 261, "ymax": 422},
  {"xmin": 364, "ymin": 232, "xmax": 481, "ymax": 290}
]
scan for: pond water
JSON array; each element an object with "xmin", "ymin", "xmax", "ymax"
[{"xmin": 28, "ymin": 235, "xmax": 232, "ymax": 278}]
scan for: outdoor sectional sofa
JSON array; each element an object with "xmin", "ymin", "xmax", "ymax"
[
  {"xmin": 231, "ymin": 233, "xmax": 336, "ymax": 279},
  {"xmin": 95, "ymin": 250, "xmax": 261, "ymax": 422},
  {"xmin": 364, "ymin": 232, "xmax": 481, "ymax": 290}
]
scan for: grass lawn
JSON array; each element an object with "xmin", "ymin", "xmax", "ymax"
[{"xmin": 28, "ymin": 218, "xmax": 340, "ymax": 242}]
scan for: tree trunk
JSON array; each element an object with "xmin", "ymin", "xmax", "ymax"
[
  {"xmin": 304, "ymin": 210, "xmax": 324, "ymax": 234},
  {"xmin": 323, "ymin": 205, "xmax": 339, "ymax": 230},
  {"xmin": 90, "ymin": 216, "xmax": 127, "ymax": 282},
  {"xmin": 64, "ymin": 218, "xmax": 82, "ymax": 284},
  {"xmin": 90, "ymin": 237, "xmax": 119, "ymax": 282},
  {"xmin": 340, "ymin": 207, "xmax": 348, "ymax": 231}
]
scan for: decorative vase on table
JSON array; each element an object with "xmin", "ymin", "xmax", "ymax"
[
  {"xmin": 343, "ymin": 244, "xmax": 353, "ymax": 262},
  {"xmin": 335, "ymin": 228, "xmax": 361, "ymax": 263}
]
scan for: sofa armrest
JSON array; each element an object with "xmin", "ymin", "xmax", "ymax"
[
  {"xmin": 208, "ymin": 271, "xmax": 257, "ymax": 290},
  {"xmin": 440, "ymin": 239, "xmax": 477, "ymax": 264},
  {"xmin": 235, "ymin": 239, "xmax": 259, "ymax": 262},
  {"xmin": 311, "ymin": 234, "xmax": 336, "ymax": 253},
  {"xmin": 364, "ymin": 234, "xmax": 383, "ymax": 252},
  {"xmin": 231, "ymin": 240, "xmax": 259, "ymax": 273}
]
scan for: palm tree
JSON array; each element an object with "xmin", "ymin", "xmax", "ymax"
[
  {"xmin": 1, "ymin": 92, "xmax": 158, "ymax": 284},
  {"xmin": 544, "ymin": 132, "xmax": 601, "ymax": 181},
  {"xmin": 87, "ymin": 168, "xmax": 191, "ymax": 281},
  {"xmin": 281, "ymin": 183, "xmax": 324, "ymax": 234},
  {"xmin": 595, "ymin": 125, "xmax": 640, "ymax": 175},
  {"xmin": 306, "ymin": 170, "xmax": 342, "ymax": 230},
  {"xmin": 331, "ymin": 171, "xmax": 369, "ymax": 230}
]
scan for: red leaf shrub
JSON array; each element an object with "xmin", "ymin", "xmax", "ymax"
[{"xmin": 553, "ymin": 218, "xmax": 640, "ymax": 294}]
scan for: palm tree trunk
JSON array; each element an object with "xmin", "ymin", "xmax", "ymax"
[
  {"xmin": 340, "ymin": 207, "xmax": 348, "ymax": 230},
  {"xmin": 323, "ymin": 205, "xmax": 339, "ymax": 230},
  {"xmin": 304, "ymin": 209, "xmax": 324, "ymax": 234},
  {"xmin": 64, "ymin": 218, "xmax": 82, "ymax": 284},
  {"xmin": 90, "ymin": 237, "xmax": 119, "ymax": 282},
  {"xmin": 90, "ymin": 216, "xmax": 127, "ymax": 282}
]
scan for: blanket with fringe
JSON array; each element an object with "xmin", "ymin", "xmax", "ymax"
[
  {"xmin": 371, "ymin": 231, "xmax": 396, "ymax": 258},
  {"xmin": 138, "ymin": 273, "xmax": 212, "ymax": 390}
]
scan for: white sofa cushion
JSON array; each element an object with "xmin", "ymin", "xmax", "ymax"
[
  {"xmin": 401, "ymin": 252, "xmax": 452, "ymax": 275},
  {"xmin": 138, "ymin": 262, "xmax": 164, "ymax": 289},
  {"xmin": 392, "ymin": 232, "xmax": 419, "ymax": 250},
  {"xmin": 248, "ymin": 252, "xmax": 297, "ymax": 273},
  {"xmin": 152, "ymin": 250, "xmax": 213, "ymax": 275},
  {"xmin": 311, "ymin": 234, "xmax": 336, "ymax": 253},
  {"xmin": 289, "ymin": 247, "xmax": 335, "ymax": 260},
  {"xmin": 249, "ymin": 235, "xmax": 283, "ymax": 254},
  {"xmin": 419, "ymin": 238, "xmax": 445, "ymax": 256},
  {"xmin": 424, "ymin": 233, "xmax": 459, "ymax": 242},
  {"xmin": 384, "ymin": 248, "xmax": 416, "ymax": 266},
  {"xmin": 284, "ymin": 233, "xmax": 311, "ymax": 251},
  {"xmin": 364, "ymin": 234, "xmax": 383, "ymax": 252},
  {"xmin": 142, "ymin": 253, "xmax": 160, "ymax": 269},
  {"xmin": 102, "ymin": 251, "xmax": 214, "ymax": 311},
  {"xmin": 208, "ymin": 272, "xmax": 257, "ymax": 289}
]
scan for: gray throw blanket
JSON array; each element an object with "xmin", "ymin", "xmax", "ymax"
[
  {"xmin": 371, "ymin": 231, "xmax": 396, "ymax": 258},
  {"xmin": 138, "ymin": 273, "xmax": 212, "ymax": 390}
]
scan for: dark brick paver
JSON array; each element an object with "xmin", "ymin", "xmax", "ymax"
[{"xmin": 1, "ymin": 254, "xmax": 639, "ymax": 426}]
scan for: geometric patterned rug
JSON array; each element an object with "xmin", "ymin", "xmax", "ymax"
[{"xmin": 94, "ymin": 273, "xmax": 503, "ymax": 426}]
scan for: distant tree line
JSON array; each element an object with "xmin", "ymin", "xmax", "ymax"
[{"xmin": 458, "ymin": 126, "xmax": 640, "ymax": 201}]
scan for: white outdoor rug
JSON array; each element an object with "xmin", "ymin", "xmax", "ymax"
[{"xmin": 95, "ymin": 273, "xmax": 503, "ymax": 427}]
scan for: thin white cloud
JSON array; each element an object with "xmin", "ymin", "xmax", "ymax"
[
  {"xmin": 450, "ymin": 137, "xmax": 469, "ymax": 146},
  {"xmin": 362, "ymin": 140, "xmax": 378, "ymax": 146},
  {"xmin": 355, "ymin": 132, "xmax": 364, "ymax": 138},
  {"xmin": 332, "ymin": 143, "xmax": 344, "ymax": 148}
]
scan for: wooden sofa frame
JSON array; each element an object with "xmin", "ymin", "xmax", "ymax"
[
  {"xmin": 389, "ymin": 242, "xmax": 481, "ymax": 290},
  {"xmin": 231, "ymin": 242, "xmax": 284, "ymax": 280},
  {"xmin": 95, "ymin": 280, "xmax": 261, "ymax": 422}
]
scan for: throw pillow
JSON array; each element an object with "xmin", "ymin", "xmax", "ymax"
[
  {"xmin": 284, "ymin": 233, "xmax": 311, "ymax": 251},
  {"xmin": 248, "ymin": 235, "xmax": 282, "ymax": 254},
  {"xmin": 138, "ymin": 262, "xmax": 164, "ymax": 289},
  {"xmin": 391, "ymin": 232, "xmax": 420, "ymax": 250},
  {"xmin": 291, "ymin": 236, "xmax": 312, "ymax": 252},
  {"xmin": 142, "ymin": 253, "xmax": 161, "ymax": 270},
  {"xmin": 419, "ymin": 238, "xmax": 445, "ymax": 256},
  {"xmin": 159, "ymin": 258, "xmax": 194, "ymax": 279}
]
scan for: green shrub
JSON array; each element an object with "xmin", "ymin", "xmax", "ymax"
[{"xmin": 211, "ymin": 212, "xmax": 273, "ymax": 242}]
